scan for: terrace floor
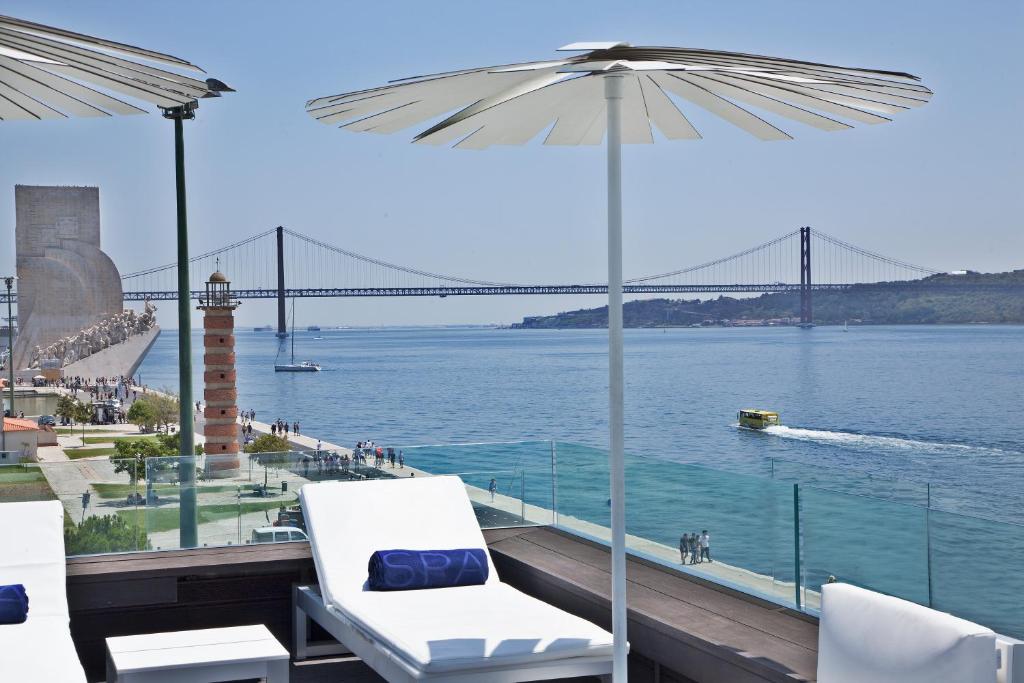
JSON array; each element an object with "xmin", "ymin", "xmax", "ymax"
[{"xmin": 67, "ymin": 526, "xmax": 818, "ymax": 683}]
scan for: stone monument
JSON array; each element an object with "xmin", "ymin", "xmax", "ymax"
[{"xmin": 12, "ymin": 185, "xmax": 158, "ymax": 378}]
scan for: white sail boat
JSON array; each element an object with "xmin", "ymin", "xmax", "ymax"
[{"xmin": 275, "ymin": 300, "xmax": 320, "ymax": 372}]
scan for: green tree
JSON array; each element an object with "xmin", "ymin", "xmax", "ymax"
[
  {"xmin": 244, "ymin": 433, "xmax": 291, "ymax": 454},
  {"xmin": 127, "ymin": 398, "xmax": 158, "ymax": 432},
  {"xmin": 150, "ymin": 392, "xmax": 181, "ymax": 433},
  {"xmin": 244, "ymin": 434, "xmax": 292, "ymax": 491},
  {"xmin": 70, "ymin": 399, "xmax": 93, "ymax": 442},
  {"xmin": 154, "ymin": 431, "xmax": 203, "ymax": 456},
  {"xmin": 64, "ymin": 513, "xmax": 150, "ymax": 555},
  {"xmin": 56, "ymin": 394, "xmax": 77, "ymax": 424},
  {"xmin": 112, "ymin": 438, "xmax": 165, "ymax": 484}
]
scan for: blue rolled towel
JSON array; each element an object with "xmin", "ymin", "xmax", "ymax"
[
  {"xmin": 367, "ymin": 549, "xmax": 489, "ymax": 591},
  {"xmin": 0, "ymin": 584, "xmax": 29, "ymax": 624}
]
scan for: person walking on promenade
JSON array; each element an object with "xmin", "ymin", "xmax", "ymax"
[
  {"xmin": 689, "ymin": 533, "xmax": 699, "ymax": 564},
  {"xmin": 699, "ymin": 530, "xmax": 711, "ymax": 563},
  {"xmin": 489, "ymin": 478, "xmax": 497, "ymax": 502},
  {"xmin": 679, "ymin": 534, "xmax": 687, "ymax": 564},
  {"xmin": 398, "ymin": 451, "xmax": 404, "ymax": 469},
  {"xmin": 295, "ymin": 421, "xmax": 300, "ymax": 435},
  {"xmin": 388, "ymin": 447, "xmax": 395, "ymax": 468},
  {"xmin": 271, "ymin": 423, "xmax": 277, "ymax": 436}
]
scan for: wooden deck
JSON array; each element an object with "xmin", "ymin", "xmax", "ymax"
[
  {"xmin": 486, "ymin": 527, "xmax": 818, "ymax": 682},
  {"xmin": 66, "ymin": 527, "xmax": 818, "ymax": 682}
]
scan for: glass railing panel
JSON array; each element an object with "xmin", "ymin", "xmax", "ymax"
[
  {"xmin": 134, "ymin": 448, "xmax": 544, "ymax": 551},
  {"xmin": 0, "ymin": 462, "xmax": 57, "ymax": 503},
  {"xmin": 553, "ymin": 444, "xmax": 800, "ymax": 608},
  {"xmin": 396, "ymin": 440, "xmax": 555, "ymax": 526},
  {"xmin": 0, "ymin": 460, "xmax": 147, "ymax": 555},
  {"xmin": 801, "ymin": 485, "xmax": 929, "ymax": 608},
  {"xmin": 771, "ymin": 458, "xmax": 930, "ymax": 507},
  {"xmin": 929, "ymin": 509, "xmax": 1024, "ymax": 638}
]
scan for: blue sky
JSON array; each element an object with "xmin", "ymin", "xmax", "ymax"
[{"xmin": 1, "ymin": 0, "xmax": 1021, "ymax": 327}]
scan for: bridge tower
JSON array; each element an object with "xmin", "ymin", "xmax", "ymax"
[
  {"xmin": 276, "ymin": 226, "xmax": 287, "ymax": 338},
  {"xmin": 197, "ymin": 270, "xmax": 241, "ymax": 477},
  {"xmin": 799, "ymin": 226, "xmax": 813, "ymax": 326}
]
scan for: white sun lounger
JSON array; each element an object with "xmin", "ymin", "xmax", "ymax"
[
  {"xmin": 0, "ymin": 500, "xmax": 87, "ymax": 682},
  {"xmin": 294, "ymin": 476, "xmax": 615, "ymax": 682},
  {"xmin": 817, "ymin": 582, "xmax": 1001, "ymax": 683}
]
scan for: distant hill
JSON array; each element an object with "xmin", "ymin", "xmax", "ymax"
[{"xmin": 513, "ymin": 270, "xmax": 1024, "ymax": 328}]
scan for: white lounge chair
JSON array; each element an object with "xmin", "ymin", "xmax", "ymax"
[
  {"xmin": 817, "ymin": 582, "xmax": 1001, "ymax": 683},
  {"xmin": 0, "ymin": 500, "xmax": 87, "ymax": 682},
  {"xmin": 294, "ymin": 476, "xmax": 615, "ymax": 682}
]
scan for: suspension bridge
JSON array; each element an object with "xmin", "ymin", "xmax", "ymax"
[{"xmin": 2, "ymin": 225, "xmax": 989, "ymax": 332}]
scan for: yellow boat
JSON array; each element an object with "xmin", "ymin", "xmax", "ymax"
[{"xmin": 738, "ymin": 409, "xmax": 780, "ymax": 430}]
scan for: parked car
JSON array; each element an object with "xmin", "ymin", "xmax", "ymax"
[
  {"xmin": 250, "ymin": 527, "xmax": 308, "ymax": 544},
  {"xmin": 37, "ymin": 415, "xmax": 56, "ymax": 427}
]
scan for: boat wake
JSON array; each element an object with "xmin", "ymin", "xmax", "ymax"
[{"xmin": 758, "ymin": 425, "xmax": 1015, "ymax": 456}]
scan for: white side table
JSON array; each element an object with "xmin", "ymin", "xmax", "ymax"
[{"xmin": 106, "ymin": 624, "xmax": 289, "ymax": 682}]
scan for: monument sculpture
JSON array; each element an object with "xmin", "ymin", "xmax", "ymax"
[
  {"xmin": 12, "ymin": 185, "xmax": 159, "ymax": 378},
  {"xmin": 28, "ymin": 303, "xmax": 157, "ymax": 369}
]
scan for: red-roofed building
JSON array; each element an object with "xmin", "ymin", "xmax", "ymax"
[{"xmin": 1, "ymin": 417, "xmax": 41, "ymax": 463}]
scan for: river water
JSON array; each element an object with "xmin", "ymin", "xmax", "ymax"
[
  {"xmin": 140, "ymin": 324, "xmax": 1023, "ymax": 520},
  {"xmin": 139, "ymin": 324, "xmax": 1024, "ymax": 633}
]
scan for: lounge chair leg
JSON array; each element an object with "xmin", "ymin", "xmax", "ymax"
[{"xmin": 293, "ymin": 585, "xmax": 308, "ymax": 661}]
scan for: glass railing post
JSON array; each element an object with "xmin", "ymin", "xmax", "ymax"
[
  {"xmin": 521, "ymin": 470, "xmax": 526, "ymax": 524},
  {"xmin": 926, "ymin": 482, "xmax": 933, "ymax": 607},
  {"xmin": 550, "ymin": 440, "xmax": 558, "ymax": 526},
  {"xmin": 793, "ymin": 483, "xmax": 802, "ymax": 610}
]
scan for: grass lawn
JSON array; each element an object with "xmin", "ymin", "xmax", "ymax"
[
  {"xmin": 92, "ymin": 482, "xmax": 247, "ymax": 499},
  {"xmin": 0, "ymin": 465, "xmax": 57, "ymax": 502},
  {"xmin": 64, "ymin": 447, "xmax": 115, "ymax": 459},
  {"xmin": 81, "ymin": 434, "xmax": 159, "ymax": 445},
  {"xmin": 56, "ymin": 427, "xmax": 118, "ymax": 435},
  {"xmin": 117, "ymin": 498, "xmax": 294, "ymax": 533}
]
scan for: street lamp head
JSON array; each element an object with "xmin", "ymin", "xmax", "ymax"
[{"xmin": 161, "ymin": 100, "xmax": 198, "ymax": 120}]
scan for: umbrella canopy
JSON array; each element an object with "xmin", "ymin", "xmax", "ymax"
[
  {"xmin": 0, "ymin": 13, "xmax": 224, "ymax": 119},
  {"xmin": 305, "ymin": 41, "xmax": 930, "ymax": 682},
  {"xmin": 306, "ymin": 42, "xmax": 931, "ymax": 145}
]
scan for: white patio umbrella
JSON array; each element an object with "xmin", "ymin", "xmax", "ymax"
[
  {"xmin": 0, "ymin": 14, "xmax": 233, "ymax": 547},
  {"xmin": 0, "ymin": 13, "xmax": 226, "ymax": 117},
  {"xmin": 305, "ymin": 41, "xmax": 931, "ymax": 680}
]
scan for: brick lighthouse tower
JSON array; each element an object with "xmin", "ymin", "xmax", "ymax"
[{"xmin": 198, "ymin": 270, "xmax": 241, "ymax": 477}]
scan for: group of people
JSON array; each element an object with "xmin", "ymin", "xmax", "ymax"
[
  {"xmin": 270, "ymin": 419, "xmax": 300, "ymax": 436},
  {"xmin": 354, "ymin": 441, "xmax": 405, "ymax": 470},
  {"xmin": 303, "ymin": 449, "xmax": 351, "ymax": 477},
  {"xmin": 679, "ymin": 530, "xmax": 712, "ymax": 565}
]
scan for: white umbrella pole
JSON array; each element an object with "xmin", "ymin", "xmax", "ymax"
[{"xmin": 605, "ymin": 73, "xmax": 627, "ymax": 682}]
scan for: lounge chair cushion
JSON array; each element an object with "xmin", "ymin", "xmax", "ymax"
[
  {"xmin": 0, "ymin": 500, "xmax": 86, "ymax": 682},
  {"xmin": 0, "ymin": 500, "xmax": 70, "ymax": 619},
  {"xmin": 302, "ymin": 476, "xmax": 614, "ymax": 674},
  {"xmin": 817, "ymin": 583, "xmax": 997, "ymax": 683},
  {"xmin": 328, "ymin": 582, "xmax": 613, "ymax": 673},
  {"xmin": 302, "ymin": 476, "xmax": 501, "ymax": 608},
  {"xmin": 1, "ymin": 617, "xmax": 87, "ymax": 682}
]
